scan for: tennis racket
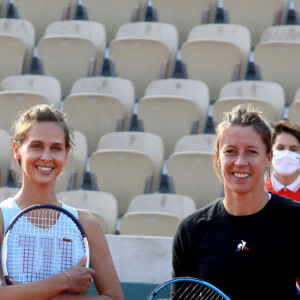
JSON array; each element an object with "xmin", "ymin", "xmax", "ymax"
[
  {"xmin": 148, "ymin": 277, "xmax": 230, "ymax": 300},
  {"xmin": 1, "ymin": 204, "xmax": 89, "ymax": 285}
]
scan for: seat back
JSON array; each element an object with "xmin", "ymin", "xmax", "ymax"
[
  {"xmin": 222, "ymin": 0, "xmax": 285, "ymax": 46},
  {"xmin": 254, "ymin": 41, "xmax": 300, "ymax": 105},
  {"xmin": 0, "ymin": 75, "xmax": 62, "ymax": 108},
  {"xmin": 260, "ymin": 25, "xmax": 300, "ymax": 43},
  {"xmin": 0, "ymin": 19, "xmax": 35, "ymax": 73},
  {"xmin": 219, "ymin": 80, "xmax": 285, "ymax": 120},
  {"xmin": 145, "ymin": 79, "xmax": 210, "ymax": 133},
  {"xmin": 55, "ymin": 130, "xmax": 88, "ymax": 192},
  {"xmin": 0, "ymin": 129, "xmax": 10, "ymax": 187},
  {"xmin": 0, "ymin": 34, "xmax": 26, "ymax": 82},
  {"xmin": 57, "ymin": 190, "xmax": 118, "ymax": 234},
  {"xmin": 128, "ymin": 193, "xmax": 196, "ymax": 219},
  {"xmin": 0, "ymin": 187, "xmax": 21, "ymax": 202},
  {"xmin": 63, "ymin": 93, "xmax": 125, "ymax": 156},
  {"xmin": 181, "ymin": 40, "xmax": 242, "ymax": 100},
  {"xmin": 151, "ymin": 0, "xmax": 218, "ymax": 44},
  {"xmin": 167, "ymin": 151, "xmax": 224, "ymax": 209},
  {"xmin": 119, "ymin": 211, "xmax": 181, "ymax": 237},
  {"xmin": 116, "ymin": 22, "xmax": 179, "ymax": 77},
  {"xmin": 0, "ymin": 91, "xmax": 50, "ymax": 132},
  {"xmin": 174, "ymin": 134, "xmax": 216, "ymax": 153},
  {"xmin": 212, "ymin": 97, "xmax": 278, "ymax": 125},
  {"xmin": 90, "ymin": 149, "xmax": 154, "ymax": 215},
  {"xmin": 13, "ymin": 0, "xmax": 76, "ymax": 41},
  {"xmin": 137, "ymin": 96, "xmax": 201, "ymax": 158},
  {"xmin": 288, "ymin": 99, "xmax": 300, "ymax": 126},
  {"xmin": 71, "ymin": 77, "xmax": 135, "ymax": 131},
  {"xmin": 45, "ymin": 20, "xmax": 106, "ymax": 75},
  {"xmin": 81, "ymin": 0, "xmax": 140, "ymax": 43},
  {"xmin": 98, "ymin": 131, "xmax": 164, "ymax": 192},
  {"xmin": 188, "ymin": 24, "xmax": 251, "ymax": 80},
  {"xmin": 37, "ymin": 36, "xmax": 98, "ymax": 97},
  {"xmin": 109, "ymin": 37, "xmax": 170, "ymax": 99}
]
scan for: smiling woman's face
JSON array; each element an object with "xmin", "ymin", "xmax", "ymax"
[
  {"xmin": 13, "ymin": 121, "xmax": 69, "ymax": 187},
  {"xmin": 218, "ymin": 125, "xmax": 272, "ymax": 196}
]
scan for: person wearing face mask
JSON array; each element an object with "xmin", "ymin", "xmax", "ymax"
[{"xmin": 266, "ymin": 120, "xmax": 300, "ymax": 201}]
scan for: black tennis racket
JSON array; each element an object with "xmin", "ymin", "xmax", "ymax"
[
  {"xmin": 148, "ymin": 277, "xmax": 230, "ymax": 300},
  {"xmin": 1, "ymin": 204, "xmax": 89, "ymax": 285}
]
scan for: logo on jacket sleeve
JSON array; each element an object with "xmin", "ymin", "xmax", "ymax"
[{"xmin": 235, "ymin": 240, "xmax": 250, "ymax": 251}]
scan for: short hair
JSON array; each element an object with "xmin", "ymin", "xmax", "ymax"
[
  {"xmin": 271, "ymin": 120, "xmax": 300, "ymax": 146},
  {"xmin": 213, "ymin": 104, "xmax": 272, "ymax": 181},
  {"xmin": 10, "ymin": 104, "xmax": 74, "ymax": 182}
]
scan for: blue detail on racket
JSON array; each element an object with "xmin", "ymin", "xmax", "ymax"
[
  {"xmin": 148, "ymin": 277, "xmax": 230, "ymax": 300},
  {"xmin": 1, "ymin": 204, "xmax": 90, "ymax": 285}
]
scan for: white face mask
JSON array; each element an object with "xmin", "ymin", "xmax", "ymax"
[{"xmin": 272, "ymin": 150, "xmax": 300, "ymax": 176}]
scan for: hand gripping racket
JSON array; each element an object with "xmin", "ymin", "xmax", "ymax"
[
  {"xmin": 1, "ymin": 204, "xmax": 89, "ymax": 285},
  {"xmin": 148, "ymin": 277, "xmax": 230, "ymax": 300}
]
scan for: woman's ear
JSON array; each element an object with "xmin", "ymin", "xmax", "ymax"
[
  {"xmin": 64, "ymin": 147, "xmax": 70, "ymax": 164},
  {"xmin": 266, "ymin": 150, "xmax": 273, "ymax": 168},
  {"xmin": 12, "ymin": 140, "xmax": 20, "ymax": 160}
]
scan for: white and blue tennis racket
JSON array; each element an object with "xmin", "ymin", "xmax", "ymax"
[
  {"xmin": 1, "ymin": 204, "xmax": 89, "ymax": 285},
  {"xmin": 148, "ymin": 277, "xmax": 230, "ymax": 300}
]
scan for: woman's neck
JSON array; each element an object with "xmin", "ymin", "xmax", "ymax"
[{"xmin": 223, "ymin": 189, "xmax": 270, "ymax": 216}]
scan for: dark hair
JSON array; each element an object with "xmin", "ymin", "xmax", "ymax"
[
  {"xmin": 11, "ymin": 104, "xmax": 74, "ymax": 181},
  {"xmin": 271, "ymin": 120, "xmax": 300, "ymax": 146},
  {"xmin": 214, "ymin": 104, "xmax": 272, "ymax": 180}
]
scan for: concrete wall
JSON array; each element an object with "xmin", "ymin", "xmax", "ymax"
[{"xmin": 106, "ymin": 234, "xmax": 173, "ymax": 284}]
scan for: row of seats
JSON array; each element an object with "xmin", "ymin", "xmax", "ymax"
[
  {"xmin": 0, "ymin": 0, "xmax": 296, "ymax": 46},
  {"xmin": 0, "ymin": 76, "xmax": 299, "ymax": 156},
  {"xmin": 0, "ymin": 187, "xmax": 195, "ymax": 237},
  {"xmin": 3, "ymin": 18, "xmax": 300, "ymax": 102}
]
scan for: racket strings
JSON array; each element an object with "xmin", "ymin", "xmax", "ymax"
[
  {"xmin": 154, "ymin": 281, "xmax": 226, "ymax": 299},
  {"xmin": 6, "ymin": 207, "xmax": 86, "ymax": 283}
]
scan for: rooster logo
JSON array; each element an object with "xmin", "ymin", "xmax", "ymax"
[{"xmin": 235, "ymin": 240, "xmax": 250, "ymax": 251}]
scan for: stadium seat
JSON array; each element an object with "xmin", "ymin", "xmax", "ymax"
[
  {"xmin": 57, "ymin": 190, "xmax": 118, "ymax": 234},
  {"xmin": 219, "ymin": 80, "xmax": 285, "ymax": 121},
  {"xmin": 174, "ymin": 134, "xmax": 216, "ymax": 153},
  {"xmin": 116, "ymin": 22, "xmax": 179, "ymax": 77},
  {"xmin": 81, "ymin": 0, "xmax": 140, "ymax": 43},
  {"xmin": 119, "ymin": 211, "xmax": 181, "ymax": 237},
  {"xmin": 0, "ymin": 0, "xmax": 9, "ymax": 17},
  {"xmin": 151, "ymin": 0, "xmax": 218, "ymax": 44},
  {"xmin": 260, "ymin": 25, "xmax": 300, "ymax": 43},
  {"xmin": 212, "ymin": 97, "xmax": 278, "ymax": 125},
  {"xmin": 289, "ymin": 88, "xmax": 300, "ymax": 126},
  {"xmin": 222, "ymin": 0, "xmax": 288, "ymax": 47},
  {"xmin": 63, "ymin": 93, "xmax": 125, "ymax": 156},
  {"xmin": 188, "ymin": 24, "xmax": 251, "ymax": 80},
  {"xmin": 144, "ymin": 79, "xmax": 210, "ymax": 134},
  {"xmin": 253, "ymin": 41, "xmax": 300, "ymax": 105},
  {"xmin": 109, "ymin": 37, "xmax": 170, "ymax": 99},
  {"xmin": 0, "ymin": 75, "xmax": 62, "ymax": 108},
  {"xmin": 0, "ymin": 187, "xmax": 21, "ymax": 202},
  {"xmin": 0, "ymin": 19, "xmax": 35, "ymax": 73},
  {"xmin": 127, "ymin": 193, "xmax": 196, "ymax": 219},
  {"xmin": 97, "ymin": 131, "xmax": 164, "ymax": 192},
  {"xmin": 0, "ymin": 91, "xmax": 50, "ymax": 132},
  {"xmin": 180, "ymin": 40, "xmax": 242, "ymax": 100},
  {"xmin": 45, "ymin": 20, "xmax": 106, "ymax": 75},
  {"xmin": 89, "ymin": 149, "xmax": 154, "ymax": 215},
  {"xmin": 0, "ymin": 34, "xmax": 26, "ymax": 83},
  {"xmin": 37, "ymin": 36, "xmax": 98, "ymax": 97},
  {"xmin": 55, "ymin": 130, "xmax": 88, "ymax": 192},
  {"xmin": 137, "ymin": 95, "xmax": 202, "ymax": 158},
  {"xmin": 167, "ymin": 151, "xmax": 224, "ymax": 209},
  {"xmin": 71, "ymin": 76, "xmax": 135, "ymax": 131},
  {"xmin": 0, "ymin": 129, "xmax": 10, "ymax": 187},
  {"xmin": 12, "ymin": 0, "xmax": 77, "ymax": 42}
]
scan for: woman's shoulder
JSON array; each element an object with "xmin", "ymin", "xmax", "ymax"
[{"xmin": 269, "ymin": 193, "xmax": 300, "ymax": 215}]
